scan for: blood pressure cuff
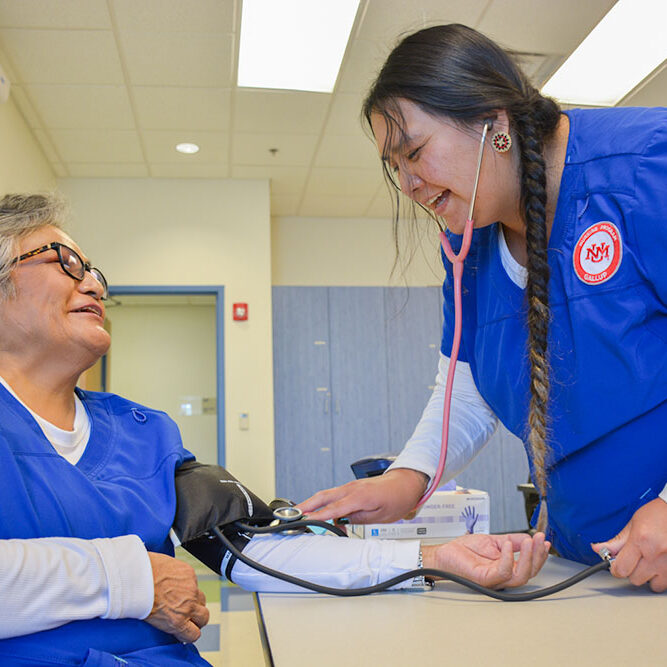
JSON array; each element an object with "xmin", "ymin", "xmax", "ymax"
[{"xmin": 173, "ymin": 461, "xmax": 274, "ymax": 581}]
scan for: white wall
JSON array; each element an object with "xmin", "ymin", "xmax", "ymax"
[
  {"xmin": 272, "ymin": 216, "xmax": 445, "ymax": 286},
  {"xmin": 0, "ymin": 97, "xmax": 55, "ymax": 194},
  {"xmin": 59, "ymin": 178, "xmax": 276, "ymax": 500}
]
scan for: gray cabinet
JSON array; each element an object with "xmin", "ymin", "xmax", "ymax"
[
  {"xmin": 272, "ymin": 286, "xmax": 530, "ymax": 532},
  {"xmin": 272, "ymin": 287, "xmax": 334, "ymax": 503}
]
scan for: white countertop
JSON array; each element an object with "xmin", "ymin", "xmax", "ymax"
[{"xmin": 257, "ymin": 555, "xmax": 667, "ymax": 666}]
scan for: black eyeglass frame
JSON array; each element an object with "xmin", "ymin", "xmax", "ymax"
[{"xmin": 16, "ymin": 242, "xmax": 108, "ymax": 300}]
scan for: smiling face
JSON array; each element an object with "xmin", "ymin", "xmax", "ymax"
[
  {"xmin": 370, "ymin": 99, "xmax": 522, "ymax": 235},
  {"xmin": 0, "ymin": 225, "xmax": 110, "ymax": 374}
]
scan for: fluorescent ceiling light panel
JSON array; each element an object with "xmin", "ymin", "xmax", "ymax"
[
  {"xmin": 542, "ymin": 0, "xmax": 667, "ymax": 106},
  {"xmin": 238, "ymin": 0, "xmax": 360, "ymax": 93}
]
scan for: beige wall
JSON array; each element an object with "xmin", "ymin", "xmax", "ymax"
[
  {"xmin": 271, "ymin": 215, "xmax": 445, "ymax": 286},
  {"xmin": 107, "ymin": 302, "xmax": 219, "ymax": 466},
  {"xmin": 0, "ymin": 97, "xmax": 55, "ymax": 194},
  {"xmin": 58, "ymin": 178, "xmax": 275, "ymax": 500}
]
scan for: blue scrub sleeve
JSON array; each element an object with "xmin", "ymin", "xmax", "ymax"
[{"xmin": 629, "ymin": 117, "xmax": 667, "ymax": 307}]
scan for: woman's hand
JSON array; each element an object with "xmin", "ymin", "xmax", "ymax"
[
  {"xmin": 296, "ymin": 468, "xmax": 429, "ymax": 523},
  {"xmin": 145, "ymin": 552, "xmax": 210, "ymax": 643},
  {"xmin": 422, "ymin": 532, "xmax": 550, "ymax": 589},
  {"xmin": 591, "ymin": 497, "xmax": 667, "ymax": 592}
]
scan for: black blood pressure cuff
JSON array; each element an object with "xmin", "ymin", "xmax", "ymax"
[{"xmin": 173, "ymin": 461, "xmax": 274, "ymax": 581}]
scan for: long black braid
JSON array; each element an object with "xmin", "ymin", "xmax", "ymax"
[{"xmin": 513, "ymin": 102, "xmax": 554, "ymax": 531}]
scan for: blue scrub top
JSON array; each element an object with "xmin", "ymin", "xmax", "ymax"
[
  {"xmin": 440, "ymin": 107, "xmax": 667, "ymax": 562},
  {"xmin": 0, "ymin": 385, "xmax": 210, "ymax": 665}
]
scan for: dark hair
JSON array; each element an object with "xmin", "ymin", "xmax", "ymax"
[{"xmin": 364, "ymin": 24, "xmax": 561, "ymax": 532}]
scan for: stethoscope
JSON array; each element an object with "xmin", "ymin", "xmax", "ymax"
[
  {"xmin": 209, "ymin": 121, "xmax": 615, "ymax": 601},
  {"xmin": 416, "ymin": 118, "xmax": 491, "ymax": 507}
]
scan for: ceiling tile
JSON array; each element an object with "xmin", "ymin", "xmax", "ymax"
[
  {"xmin": 7, "ymin": 84, "xmax": 43, "ymax": 128},
  {"xmin": 232, "ymin": 133, "xmax": 318, "ymax": 166},
  {"xmin": 0, "ymin": 0, "xmax": 110, "ymax": 29},
  {"xmin": 315, "ymin": 133, "xmax": 380, "ymax": 169},
  {"xmin": 51, "ymin": 162, "xmax": 68, "ymax": 177},
  {"xmin": 67, "ymin": 162, "xmax": 149, "ymax": 177},
  {"xmin": 234, "ymin": 90, "xmax": 330, "ymax": 134},
  {"xmin": 335, "ymin": 39, "xmax": 390, "ymax": 95},
  {"xmin": 150, "ymin": 163, "xmax": 230, "ymax": 178},
  {"xmin": 25, "ymin": 85, "xmax": 134, "ymax": 129},
  {"xmin": 357, "ymin": 0, "xmax": 487, "ymax": 43},
  {"xmin": 232, "ymin": 165, "xmax": 308, "ymax": 195},
  {"xmin": 270, "ymin": 194, "xmax": 300, "ymax": 217},
  {"xmin": 478, "ymin": 0, "xmax": 618, "ymax": 54},
  {"xmin": 299, "ymin": 193, "xmax": 372, "ymax": 218},
  {"xmin": 31, "ymin": 128, "xmax": 62, "ymax": 162},
  {"xmin": 621, "ymin": 64, "xmax": 667, "ymax": 107},
  {"xmin": 324, "ymin": 92, "xmax": 370, "ymax": 136},
  {"xmin": 515, "ymin": 53, "xmax": 565, "ymax": 87},
  {"xmin": 142, "ymin": 130, "xmax": 229, "ymax": 162},
  {"xmin": 0, "ymin": 42, "xmax": 17, "ymax": 80},
  {"xmin": 112, "ymin": 0, "xmax": 235, "ymax": 33},
  {"xmin": 133, "ymin": 86, "xmax": 231, "ymax": 130},
  {"xmin": 306, "ymin": 167, "xmax": 381, "ymax": 196},
  {"xmin": 120, "ymin": 31, "xmax": 234, "ymax": 87},
  {"xmin": 0, "ymin": 29, "xmax": 124, "ymax": 84},
  {"xmin": 50, "ymin": 129, "xmax": 144, "ymax": 162}
]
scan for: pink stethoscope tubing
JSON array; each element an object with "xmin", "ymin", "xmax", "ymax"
[{"xmin": 415, "ymin": 120, "xmax": 492, "ymax": 508}]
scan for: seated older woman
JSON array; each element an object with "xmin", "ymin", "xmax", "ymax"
[{"xmin": 0, "ymin": 193, "xmax": 549, "ymax": 666}]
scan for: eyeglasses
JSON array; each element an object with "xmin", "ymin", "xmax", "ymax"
[{"xmin": 16, "ymin": 242, "xmax": 109, "ymax": 300}]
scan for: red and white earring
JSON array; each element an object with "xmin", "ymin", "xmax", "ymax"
[{"xmin": 491, "ymin": 131, "xmax": 512, "ymax": 153}]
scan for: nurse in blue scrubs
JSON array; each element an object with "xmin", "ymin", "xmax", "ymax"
[{"xmin": 300, "ymin": 24, "xmax": 667, "ymax": 592}]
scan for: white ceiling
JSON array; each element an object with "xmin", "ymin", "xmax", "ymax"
[{"xmin": 0, "ymin": 0, "xmax": 664, "ymax": 218}]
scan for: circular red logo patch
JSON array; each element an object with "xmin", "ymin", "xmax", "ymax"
[{"xmin": 573, "ymin": 222, "xmax": 622, "ymax": 285}]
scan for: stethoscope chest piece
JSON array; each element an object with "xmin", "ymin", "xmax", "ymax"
[{"xmin": 270, "ymin": 505, "xmax": 305, "ymax": 534}]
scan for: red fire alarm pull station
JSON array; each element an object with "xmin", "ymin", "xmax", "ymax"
[{"xmin": 233, "ymin": 303, "xmax": 248, "ymax": 321}]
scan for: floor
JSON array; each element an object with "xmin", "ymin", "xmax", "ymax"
[{"xmin": 175, "ymin": 548, "xmax": 267, "ymax": 666}]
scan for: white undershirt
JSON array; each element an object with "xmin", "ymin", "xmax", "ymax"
[
  {"xmin": 0, "ymin": 376, "xmax": 90, "ymax": 465},
  {"xmin": 498, "ymin": 224, "xmax": 528, "ymax": 288}
]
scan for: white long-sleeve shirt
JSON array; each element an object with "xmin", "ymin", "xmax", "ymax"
[{"xmin": 388, "ymin": 354, "xmax": 498, "ymax": 485}]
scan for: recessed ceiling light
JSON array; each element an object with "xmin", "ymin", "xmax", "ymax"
[
  {"xmin": 238, "ymin": 0, "xmax": 360, "ymax": 93},
  {"xmin": 541, "ymin": 0, "xmax": 667, "ymax": 106},
  {"xmin": 175, "ymin": 142, "xmax": 200, "ymax": 154}
]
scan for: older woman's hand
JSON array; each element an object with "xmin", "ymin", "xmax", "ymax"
[
  {"xmin": 421, "ymin": 532, "xmax": 550, "ymax": 589},
  {"xmin": 146, "ymin": 552, "xmax": 210, "ymax": 643}
]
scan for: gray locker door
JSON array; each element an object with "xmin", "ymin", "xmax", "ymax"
[
  {"xmin": 272, "ymin": 287, "xmax": 334, "ymax": 503},
  {"xmin": 328, "ymin": 287, "xmax": 390, "ymax": 486},
  {"xmin": 384, "ymin": 287, "xmax": 442, "ymax": 453}
]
